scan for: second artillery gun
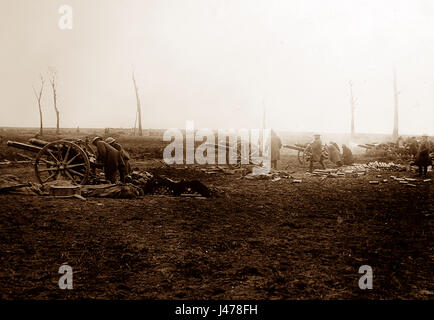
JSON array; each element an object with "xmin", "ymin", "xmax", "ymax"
[{"xmin": 283, "ymin": 143, "xmax": 329, "ymax": 168}]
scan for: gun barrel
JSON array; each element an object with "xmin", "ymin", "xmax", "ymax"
[
  {"xmin": 28, "ymin": 138, "xmax": 49, "ymax": 147},
  {"xmin": 358, "ymin": 144, "xmax": 371, "ymax": 149},
  {"xmin": 7, "ymin": 141, "xmax": 42, "ymax": 153},
  {"xmin": 283, "ymin": 145, "xmax": 305, "ymax": 152}
]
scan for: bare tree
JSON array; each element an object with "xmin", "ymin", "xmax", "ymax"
[
  {"xmin": 349, "ymin": 80, "xmax": 357, "ymax": 139},
  {"xmin": 262, "ymin": 95, "xmax": 266, "ymax": 130},
  {"xmin": 33, "ymin": 75, "xmax": 44, "ymax": 136},
  {"xmin": 49, "ymin": 68, "xmax": 61, "ymax": 134},
  {"xmin": 392, "ymin": 68, "xmax": 400, "ymax": 140},
  {"xmin": 132, "ymin": 70, "xmax": 143, "ymax": 136}
]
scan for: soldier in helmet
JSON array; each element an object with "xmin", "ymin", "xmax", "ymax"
[
  {"xmin": 308, "ymin": 134, "xmax": 325, "ymax": 172},
  {"xmin": 342, "ymin": 144, "xmax": 354, "ymax": 165},
  {"xmin": 92, "ymin": 136, "xmax": 124, "ymax": 183},
  {"xmin": 105, "ymin": 137, "xmax": 131, "ymax": 181},
  {"xmin": 326, "ymin": 142, "xmax": 343, "ymax": 167}
]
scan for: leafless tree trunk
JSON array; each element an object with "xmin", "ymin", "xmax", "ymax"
[
  {"xmin": 392, "ymin": 69, "xmax": 400, "ymax": 139},
  {"xmin": 49, "ymin": 69, "xmax": 60, "ymax": 134},
  {"xmin": 132, "ymin": 70, "xmax": 143, "ymax": 136},
  {"xmin": 262, "ymin": 95, "xmax": 266, "ymax": 130},
  {"xmin": 349, "ymin": 80, "xmax": 357, "ymax": 139},
  {"xmin": 33, "ymin": 75, "xmax": 44, "ymax": 136},
  {"xmin": 133, "ymin": 105, "xmax": 138, "ymax": 136}
]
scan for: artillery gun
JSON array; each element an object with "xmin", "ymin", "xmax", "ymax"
[
  {"xmin": 7, "ymin": 138, "xmax": 97, "ymax": 185},
  {"xmin": 283, "ymin": 143, "xmax": 329, "ymax": 165}
]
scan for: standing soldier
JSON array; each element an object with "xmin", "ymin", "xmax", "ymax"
[
  {"xmin": 270, "ymin": 130, "xmax": 282, "ymax": 170},
  {"xmin": 407, "ymin": 137, "xmax": 419, "ymax": 159},
  {"xmin": 414, "ymin": 134, "xmax": 432, "ymax": 177},
  {"xmin": 396, "ymin": 136, "xmax": 406, "ymax": 157},
  {"xmin": 308, "ymin": 134, "xmax": 325, "ymax": 172}
]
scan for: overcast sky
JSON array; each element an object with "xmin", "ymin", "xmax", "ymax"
[{"xmin": 1, "ymin": 0, "xmax": 433, "ymax": 134}]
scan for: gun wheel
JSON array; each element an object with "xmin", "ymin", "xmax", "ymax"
[
  {"xmin": 35, "ymin": 140, "xmax": 90, "ymax": 185},
  {"xmin": 298, "ymin": 149, "xmax": 309, "ymax": 165}
]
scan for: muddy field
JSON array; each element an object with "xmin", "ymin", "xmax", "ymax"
[{"xmin": 0, "ymin": 132, "xmax": 433, "ymax": 300}]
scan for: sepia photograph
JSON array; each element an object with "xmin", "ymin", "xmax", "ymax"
[{"xmin": 0, "ymin": 0, "xmax": 433, "ymax": 311}]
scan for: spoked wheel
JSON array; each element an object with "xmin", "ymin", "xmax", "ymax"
[
  {"xmin": 298, "ymin": 148, "xmax": 310, "ymax": 165},
  {"xmin": 34, "ymin": 141, "xmax": 90, "ymax": 185}
]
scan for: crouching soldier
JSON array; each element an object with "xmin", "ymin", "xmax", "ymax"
[
  {"xmin": 326, "ymin": 142, "xmax": 343, "ymax": 167},
  {"xmin": 92, "ymin": 136, "xmax": 124, "ymax": 183},
  {"xmin": 414, "ymin": 134, "xmax": 432, "ymax": 177},
  {"xmin": 342, "ymin": 144, "xmax": 354, "ymax": 165},
  {"xmin": 105, "ymin": 137, "xmax": 131, "ymax": 182}
]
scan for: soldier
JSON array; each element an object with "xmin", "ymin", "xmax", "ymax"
[
  {"xmin": 330, "ymin": 141, "xmax": 341, "ymax": 153},
  {"xmin": 342, "ymin": 144, "xmax": 354, "ymax": 165},
  {"xmin": 396, "ymin": 136, "xmax": 406, "ymax": 157},
  {"xmin": 92, "ymin": 136, "xmax": 124, "ymax": 183},
  {"xmin": 270, "ymin": 130, "xmax": 282, "ymax": 170},
  {"xmin": 326, "ymin": 142, "xmax": 343, "ymax": 167},
  {"xmin": 308, "ymin": 134, "xmax": 325, "ymax": 172},
  {"xmin": 414, "ymin": 134, "xmax": 432, "ymax": 177},
  {"xmin": 105, "ymin": 137, "xmax": 131, "ymax": 181},
  {"xmin": 407, "ymin": 137, "xmax": 419, "ymax": 159}
]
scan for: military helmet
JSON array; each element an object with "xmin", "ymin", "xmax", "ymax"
[
  {"xmin": 105, "ymin": 137, "xmax": 116, "ymax": 145},
  {"xmin": 91, "ymin": 136, "xmax": 102, "ymax": 145}
]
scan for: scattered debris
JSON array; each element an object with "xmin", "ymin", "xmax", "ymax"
[
  {"xmin": 407, "ymin": 184, "xmax": 417, "ymax": 187},
  {"xmin": 180, "ymin": 193, "xmax": 207, "ymax": 199},
  {"xmin": 0, "ymin": 170, "xmax": 213, "ymax": 199},
  {"xmin": 0, "ymin": 182, "xmax": 31, "ymax": 193},
  {"xmin": 404, "ymin": 177, "xmax": 417, "ymax": 182},
  {"xmin": 362, "ymin": 161, "xmax": 406, "ymax": 171},
  {"xmin": 81, "ymin": 183, "xmax": 142, "ymax": 199},
  {"xmin": 419, "ymin": 290, "xmax": 434, "ymax": 296},
  {"xmin": 0, "ymin": 160, "xmax": 32, "ymax": 166},
  {"xmin": 243, "ymin": 170, "xmax": 292, "ymax": 181},
  {"xmin": 47, "ymin": 181, "xmax": 81, "ymax": 197},
  {"xmin": 130, "ymin": 170, "xmax": 212, "ymax": 197},
  {"xmin": 16, "ymin": 153, "xmax": 34, "ymax": 161}
]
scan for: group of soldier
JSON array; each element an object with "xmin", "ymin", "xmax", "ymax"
[
  {"xmin": 270, "ymin": 133, "xmax": 353, "ymax": 173},
  {"xmin": 409, "ymin": 135, "xmax": 433, "ymax": 177},
  {"xmin": 270, "ymin": 132, "xmax": 432, "ymax": 177},
  {"xmin": 304, "ymin": 134, "xmax": 354, "ymax": 173},
  {"xmin": 91, "ymin": 131, "xmax": 431, "ymax": 184}
]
